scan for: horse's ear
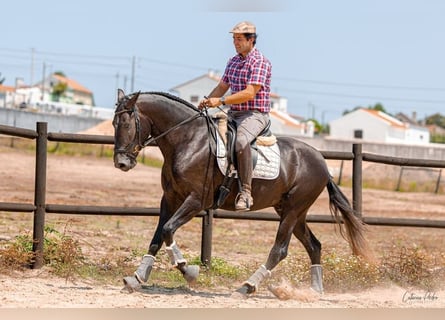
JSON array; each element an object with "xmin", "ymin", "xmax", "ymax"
[
  {"xmin": 127, "ymin": 91, "xmax": 141, "ymax": 107},
  {"xmin": 117, "ymin": 89, "xmax": 125, "ymax": 103}
]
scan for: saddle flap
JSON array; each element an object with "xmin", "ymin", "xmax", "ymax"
[{"xmin": 216, "ymin": 132, "xmax": 280, "ymax": 180}]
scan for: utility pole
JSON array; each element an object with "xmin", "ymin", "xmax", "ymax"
[
  {"xmin": 30, "ymin": 48, "xmax": 35, "ymax": 85},
  {"xmin": 115, "ymin": 72, "xmax": 120, "ymax": 90},
  {"xmin": 41, "ymin": 62, "xmax": 46, "ymax": 102},
  {"xmin": 308, "ymin": 102, "xmax": 316, "ymax": 120},
  {"xmin": 131, "ymin": 56, "xmax": 136, "ymax": 92}
]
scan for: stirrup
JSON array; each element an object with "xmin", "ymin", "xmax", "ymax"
[{"xmin": 235, "ymin": 191, "xmax": 253, "ymax": 211}]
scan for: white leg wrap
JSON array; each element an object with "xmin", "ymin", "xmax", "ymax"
[
  {"xmin": 165, "ymin": 241, "xmax": 187, "ymax": 266},
  {"xmin": 134, "ymin": 254, "xmax": 155, "ymax": 283},
  {"xmin": 310, "ymin": 264, "xmax": 324, "ymax": 294},
  {"xmin": 243, "ymin": 265, "xmax": 271, "ymax": 291}
]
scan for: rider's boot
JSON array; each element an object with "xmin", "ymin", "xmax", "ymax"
[
  {"xmin": 235, "ymin": 145, "xmax": 253, "ymax": 211},
  {"xmin": 235, "ymin": 183, "xmax": 253, "ymax": 211}
]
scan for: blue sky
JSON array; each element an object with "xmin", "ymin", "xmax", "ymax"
[{"xmin": 2, "ymin": 0, "xmax": 445, "ymax": 123}]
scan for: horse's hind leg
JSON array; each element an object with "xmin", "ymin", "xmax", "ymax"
[{"xmin": 292, "ymin": 218, "xmax": 324, "ymax": 293}]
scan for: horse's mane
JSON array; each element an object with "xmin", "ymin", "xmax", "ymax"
[{"xmin": 130, "ymin": 91, "xmax": 200, "ymax": 112}]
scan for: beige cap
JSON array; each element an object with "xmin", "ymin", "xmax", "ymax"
[{"xmin": 230, "ymin": 21, "xmax": 256, "ymax": 34}]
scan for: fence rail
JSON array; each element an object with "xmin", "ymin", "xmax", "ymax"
[{"xmin": 1, "ymin": 122, "xmax": 445, "ymax": 269}]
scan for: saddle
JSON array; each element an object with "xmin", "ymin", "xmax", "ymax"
[{"xmin": 211, "ymin": 112, "xmax": 280, "ymax": 209}]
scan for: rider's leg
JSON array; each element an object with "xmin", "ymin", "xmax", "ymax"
[
  {"xmin": 232, "ymin": 111, "xmax": 269, "ymax": 211},
  {"xmin": 235, "ymin": 141, "xmax": 253, "ymax": 211}
]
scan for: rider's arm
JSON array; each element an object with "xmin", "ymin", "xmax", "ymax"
[
  {"xmin": 199, "ymin": 83, "xmax": 261, "ymax": 109},
  {"xmin": 198, "ymin": 82, "xmax": 229, "ymax": 109},
  {"xmin": 208, "ymin": 81, "xmax": 230, "ymax": 98}
]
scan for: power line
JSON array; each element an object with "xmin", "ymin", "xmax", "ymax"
[
  {"xmin": 274, "ymin": 77, "xmax": 445, "ymax": 92},
  {"xmin": 278, "ymin": 87, "xmax": 445, "ymax": 105},
  {"xmin": 139, "ymin": 57, "xmax": 208, "ymax": 72},
  {"xmin": 33, "ymin": 49, "xmax": 131, "ymax": 61}
]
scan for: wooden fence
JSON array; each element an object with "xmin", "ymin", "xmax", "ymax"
[{"xmin": 1, "ymin": 122, "xmax": 445, "ymax": 268}]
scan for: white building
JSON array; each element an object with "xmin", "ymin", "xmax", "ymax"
[
  {"xmin": 170, "ymin": 71, "xmax": 313, "ymax": 137},
  {"xmin": 329, "ymin": 108, "xmax": 430, "ymax": 144},
  {"xmin": 0, "ymin": 84, "xmax": 15, "ymax": 108},
  {"xmin": 0, "ymin": 75, "xmax": 113, "ymax": 119}
]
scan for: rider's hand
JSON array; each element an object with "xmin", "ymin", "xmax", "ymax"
[
  {"xmin": 198, "ymin": 98, "xmax": 209, "ymax": 110},
  {"xmin": 198, "ymin": 97, "xmax": 221, "ymax": 109}
]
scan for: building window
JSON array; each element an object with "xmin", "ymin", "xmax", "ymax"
[
  {"xmin": 354, "ymin": 129, "xmax": 363, "ymax": 139},
  {"xmin": 190, "ymin": 95, "xmax": 199, "ymax": 103}
]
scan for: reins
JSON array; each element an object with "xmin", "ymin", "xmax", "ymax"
[{"xmin": 142, "ymin": 111, "xmax": 203, "ymax": 147}]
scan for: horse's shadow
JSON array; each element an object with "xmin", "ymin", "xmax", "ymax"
[{"xmin": 128, "ymin": 284, "xmax": 276, "ymax": 301}]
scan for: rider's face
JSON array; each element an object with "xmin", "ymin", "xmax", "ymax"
[{"xmin": 232, "ymin": 33, "xmax": 254, "ymax": 57}]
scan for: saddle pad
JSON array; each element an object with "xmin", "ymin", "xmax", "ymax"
[{"xmin": 216, "ymin": 132, "xmax": 280, "ymax": 180}]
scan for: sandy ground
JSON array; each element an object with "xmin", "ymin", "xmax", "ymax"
[
  {"xmin": 0, "ymin": 146, "xmax": 445, "ymax": 308},
  {"xmin": 1, "ymin": 268, "xmax": 443, "ymax": 308}
]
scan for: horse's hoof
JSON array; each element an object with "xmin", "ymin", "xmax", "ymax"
[
  {"xmin": 232, "ymin": 284, "xmax": 255, "ymax": 298},
  {"xmin": 122, "ymin": 276, "xmax": 142, "ymax": 293},
  {"xmin": 310, "ymin": 286, "xmax": 324, "ymax": 295},
  {"xmin": 183, "ymin": 265, "xmax": 200, "ymax": 284},
  {"xmin": 230, "ymin": 290, "xmax": 248, "ymax": 299}
]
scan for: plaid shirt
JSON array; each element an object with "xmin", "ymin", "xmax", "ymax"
[{"xmin": 221, "ymin": 47, "xmax": 272, "ymax": 113}]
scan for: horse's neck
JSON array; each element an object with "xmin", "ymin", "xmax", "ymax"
[{"xmin": 140, "ymin": 99, "xmax": 204, "ymax": 156}]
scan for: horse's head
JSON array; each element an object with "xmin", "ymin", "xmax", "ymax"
[{"xmin": 113, "ymin": 89, "xmax": 144, "ymax": 171}]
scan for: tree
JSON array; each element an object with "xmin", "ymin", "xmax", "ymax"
[
  {"xmin": 0, "ymin": 72, "xmax": 5, "ymax": 84},
  {"xmin": 307, "ymin": 118, "xmax": 324, "ymax": 135},
  {"xmin": 50, "ymin": 71, "xmax": 69, "ymax": 101},
  {"xmin": 52, "ymin": 82, "xmax": 68, "ymax": 102},
  {"xmin": 370, "ymin": 102, "xmax": 386, "ymax": 113},
  {"xmin": 425, "ymin": 113, "xmax": 445, "ymax": 128},
  {"xmin": 343, "ymin": 102, "xmax": 388, "ymax": 116},
  {"xmin": 54, "ymin": 71, "xmax": 66, "ymax": 77}
]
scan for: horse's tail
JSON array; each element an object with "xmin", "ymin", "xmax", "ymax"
[{"xmin": 326, "ymin": 179, "xmax": 374, "ymax": 262}]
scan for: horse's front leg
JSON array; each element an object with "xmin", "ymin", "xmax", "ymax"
[
  {"xmin": 123, "ymin": 195, "xmax": 171, "ymax": 292},
  {"xmin": 162, "ymin": 194, "xmax": 202, "ymax": 284}
]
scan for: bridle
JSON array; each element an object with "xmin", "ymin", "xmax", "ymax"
[
  {"xmin": 113, "ymin": 104, "xmax": 146, "ymax": 158},
  {"xmin": 113, "ymin": 101, "xmax": 204, "ymax": 158}
]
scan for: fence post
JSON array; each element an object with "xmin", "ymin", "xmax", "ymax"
[
  {"xmin": 396, "ymin": 167, "xmax": 404, "ymax": 191},
  {"xmin": 435, "ymin": 169, "xmax": 442, "ymax": 194},
  {"xmin": 352, "ymin": 144, "xmax": 363, "ymax": 218},
  {"xmin": 200, "ymin": 209, "xmax": 213, "ymax": 267},
  {"xmin": 337, "ymin": 160, "xmax": 344, "ymax": 185},
  {"xmin": 32, "ymin": 122, "xmax": 48, "ymax": 269}
]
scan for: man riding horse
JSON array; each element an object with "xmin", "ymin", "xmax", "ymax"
[
  {"xmin": 199, "ymin": 21, "xmax": 272, "ymax": 212},
  {"xmin": 113, "ymin": 21, "xmax": 372, "ymax": 296}
]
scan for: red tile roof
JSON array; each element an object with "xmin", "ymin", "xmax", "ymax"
[
  {"xmin": 270, "ymin": 109, "xmax": 304, "ymax": 128},
  {"xmin": 52, "ymin": 74, "xmax": 92, "ymax": 94},
  {"xmin": 361, "ymin": 108, "xmax": 406, "ymax": 128},
  {"xmin": 0, "ymin": 84, "xmax": 15, "ymax": 92}
]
